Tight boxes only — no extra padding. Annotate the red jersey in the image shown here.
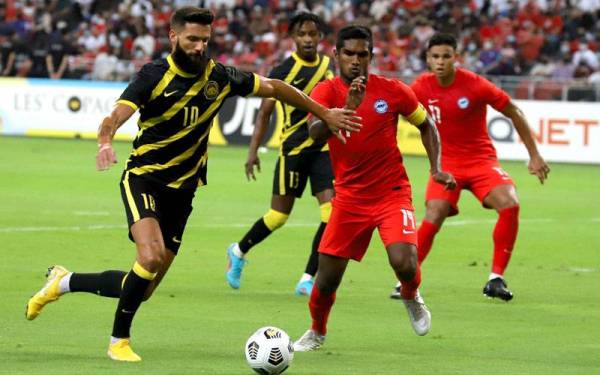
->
[310,74,427,204]
[411,68,510,168]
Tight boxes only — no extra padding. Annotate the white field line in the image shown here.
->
[73,211,111,216]
[0,224,127,232]
[569,267,596,273]
[0,217,563,233]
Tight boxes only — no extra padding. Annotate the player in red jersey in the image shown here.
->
[390,33,549,302]
[293,25,456,352]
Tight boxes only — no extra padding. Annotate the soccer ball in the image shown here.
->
[245,326,294,375]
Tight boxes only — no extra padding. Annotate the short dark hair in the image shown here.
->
[170,7,214,29]
[336,25,373,54]
[288,12,323,35]
[427,33,457,50]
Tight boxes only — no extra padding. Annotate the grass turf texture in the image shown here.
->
[1,136,599,374]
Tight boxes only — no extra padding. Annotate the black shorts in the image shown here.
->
[120,171,195,254]
[272,151,334,198]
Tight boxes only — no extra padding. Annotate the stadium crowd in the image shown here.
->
[0,0,599,99]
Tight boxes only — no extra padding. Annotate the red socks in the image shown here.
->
[400,264,421,300]
[492,206,520,275]
[309,286,336,335]
[417,220,439,264]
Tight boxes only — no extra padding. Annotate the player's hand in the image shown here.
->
[245,152,261,181]
[96,143,117,171]
[528,154,549,184]
[345,76,366,110]
[432,171,456,190]
[323,108,362,144]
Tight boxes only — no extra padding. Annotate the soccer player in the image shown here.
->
[293,25,456,351]
[24,7,361,362]
[226,12,335,295]
[390,33,549,301]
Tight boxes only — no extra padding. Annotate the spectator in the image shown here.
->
[28,29,50,78]
[0,29,17,76]
[552,54,575,80]
[529,55,555,77]
[91,46,118,80]
[132,24,155,57]
[0,0,598,91]
[47,21,75,79]
[572,42,599,70]
[479,40,501,69]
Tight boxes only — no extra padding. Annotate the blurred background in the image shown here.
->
[1,0,600,101]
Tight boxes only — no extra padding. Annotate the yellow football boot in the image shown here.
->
[107,339,142,362]
[25,265,70,320]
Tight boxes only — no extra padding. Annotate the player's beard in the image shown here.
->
[172,40,209,75]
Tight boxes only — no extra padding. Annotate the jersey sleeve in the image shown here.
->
[396,80,427,126]
[117,64,158,111]
[225,65,260,97]
[477,75,510,111]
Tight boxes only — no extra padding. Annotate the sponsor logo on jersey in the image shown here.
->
[457,96,469,109]
[374,99,388,114]
[204,81,220,100]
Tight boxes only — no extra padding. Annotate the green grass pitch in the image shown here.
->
[1,136,599,374]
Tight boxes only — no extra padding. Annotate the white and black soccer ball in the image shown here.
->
[245,326,294,375]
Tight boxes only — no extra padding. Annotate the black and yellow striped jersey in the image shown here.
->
[268,52,334,156]
[117,55,259,190]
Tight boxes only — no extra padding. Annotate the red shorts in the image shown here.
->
[319,193,418,261]
[425,162,515,216]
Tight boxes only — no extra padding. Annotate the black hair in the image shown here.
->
[288,11,323,35]
[427,33,457,50]
[335,25,373,54]
[170,7,214,29]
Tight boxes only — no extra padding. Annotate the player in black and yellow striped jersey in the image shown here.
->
[225,13,335,296]
[24,7,362,362]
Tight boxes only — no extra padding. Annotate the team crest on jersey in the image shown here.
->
[457,96,470,109]
[374,99,388,114]
[204,81,219,100]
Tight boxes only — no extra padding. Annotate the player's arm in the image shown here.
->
[416,116,456,190]
[501,101,550,184]
[309,76,365,144]
[254,76,361,138]
[96,103,136,171]
[49,55,68,79]
[2,51,15,76]
[245,98,275,181]
[45,55,56,79]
